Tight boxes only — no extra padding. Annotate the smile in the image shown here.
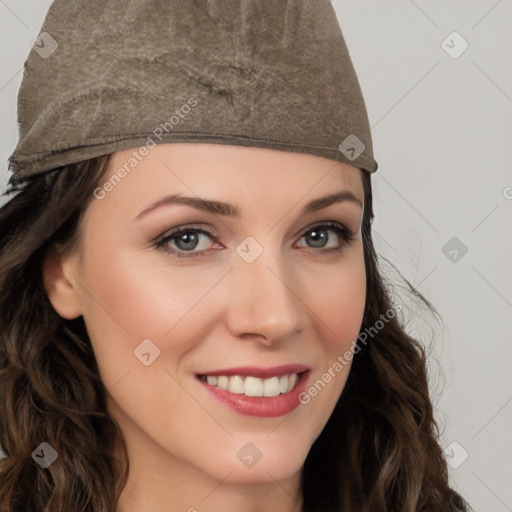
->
[195,366,311,417]
[198,373,300,397]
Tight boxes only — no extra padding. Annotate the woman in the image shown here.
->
[0,0,471,511]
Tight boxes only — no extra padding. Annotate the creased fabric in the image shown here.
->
[8,0,378,180]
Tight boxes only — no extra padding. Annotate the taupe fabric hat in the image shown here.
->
[8,0,378,181]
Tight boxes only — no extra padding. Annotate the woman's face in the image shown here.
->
[45,143,366,488]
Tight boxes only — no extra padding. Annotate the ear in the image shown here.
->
[42,244,83,319]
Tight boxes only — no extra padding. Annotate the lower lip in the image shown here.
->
[196,371,311,418]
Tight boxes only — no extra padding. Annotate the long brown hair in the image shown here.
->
[0,155,469,511]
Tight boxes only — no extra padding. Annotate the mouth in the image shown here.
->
[194,365,311,417]
[196,370,308,397]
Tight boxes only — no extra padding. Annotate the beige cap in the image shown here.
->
[8,0,378,180]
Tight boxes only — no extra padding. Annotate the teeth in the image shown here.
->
[206,375,218,386]
[201,373,301,397]
[245,376,263,397]
[228,375,244,394]
[217,376,229,390]
[280,374,289,393]
[287,373,297,392]
[263,376,281,397]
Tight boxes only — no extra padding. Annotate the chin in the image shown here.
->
[199,434,312,485]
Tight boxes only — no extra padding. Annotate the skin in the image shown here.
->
[43,143,366,512]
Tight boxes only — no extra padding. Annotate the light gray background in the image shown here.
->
[1,1,511,510]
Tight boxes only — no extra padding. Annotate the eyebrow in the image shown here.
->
[134,190,363,221]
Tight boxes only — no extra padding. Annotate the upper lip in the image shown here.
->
[196,364,311,379]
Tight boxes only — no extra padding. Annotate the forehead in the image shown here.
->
[101,143,364,199]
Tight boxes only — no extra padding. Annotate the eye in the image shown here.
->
[154,222,356,259]
[296,222,356,252]
[155,226,218,258]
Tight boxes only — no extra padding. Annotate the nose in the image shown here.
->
[224,247,303,346]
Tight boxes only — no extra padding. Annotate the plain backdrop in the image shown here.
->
[1,1,511,510]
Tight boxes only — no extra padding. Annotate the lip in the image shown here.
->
[196,369,311,418]
[196,364,311,379]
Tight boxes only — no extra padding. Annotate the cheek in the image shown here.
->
[295,247,366,438]
[304,246,366,350]
[76,240,229,386]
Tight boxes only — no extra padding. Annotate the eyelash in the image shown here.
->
[154,222,356,259]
